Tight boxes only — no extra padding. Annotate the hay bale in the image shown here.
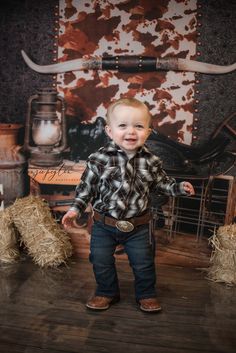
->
[217,224,236,250]
[207,224,236,285]
[9,195,72,268]
[0,208,20,263]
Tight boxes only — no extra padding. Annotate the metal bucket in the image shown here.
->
[0,124,28,208]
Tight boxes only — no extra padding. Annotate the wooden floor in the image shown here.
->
[0,254,236,353]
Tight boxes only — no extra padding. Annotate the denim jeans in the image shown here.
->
[89,220,157,300]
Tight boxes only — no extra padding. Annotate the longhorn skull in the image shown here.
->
[21,50,236,75]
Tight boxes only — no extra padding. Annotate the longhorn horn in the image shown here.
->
[21,50,236,75]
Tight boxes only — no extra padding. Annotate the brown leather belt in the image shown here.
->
[93,210,151,232]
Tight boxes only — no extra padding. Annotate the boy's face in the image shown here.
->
[105,105,151,154]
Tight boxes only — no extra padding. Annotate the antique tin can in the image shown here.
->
[0,124,28,207]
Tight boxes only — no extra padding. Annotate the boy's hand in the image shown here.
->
[62,210,78,229]
[183,182,195,196]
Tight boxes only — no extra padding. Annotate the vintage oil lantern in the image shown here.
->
[24,88,67,166]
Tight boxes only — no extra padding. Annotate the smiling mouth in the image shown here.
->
[125,138,137,142]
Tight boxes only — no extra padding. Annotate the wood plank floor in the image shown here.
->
[0,255,236,353]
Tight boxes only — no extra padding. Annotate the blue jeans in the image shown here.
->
[89,220,157,300]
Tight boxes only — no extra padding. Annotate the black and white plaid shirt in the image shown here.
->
[70,141,187,219]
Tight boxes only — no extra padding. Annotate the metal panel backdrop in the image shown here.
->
[57,0,197,146]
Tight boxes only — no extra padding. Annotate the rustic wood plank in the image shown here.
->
[0,256,235,353]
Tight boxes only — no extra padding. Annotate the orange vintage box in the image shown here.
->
[28,160,86,185]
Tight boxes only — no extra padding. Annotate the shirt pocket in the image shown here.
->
[135,168,153,194]
[136,169,153,182]
[101,167,121,192]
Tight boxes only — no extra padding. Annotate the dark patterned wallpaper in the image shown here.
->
[193,0,236,146]
[0,0,235,150]
[0,0,58,124]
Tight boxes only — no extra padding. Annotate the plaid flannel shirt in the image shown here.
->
[70,141,187,219]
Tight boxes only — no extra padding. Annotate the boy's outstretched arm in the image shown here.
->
[61,156,99,229]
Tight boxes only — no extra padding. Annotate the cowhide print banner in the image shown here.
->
[57,0,197,154]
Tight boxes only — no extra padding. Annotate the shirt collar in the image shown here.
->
[105,140,150,157]
[105,140,123,153]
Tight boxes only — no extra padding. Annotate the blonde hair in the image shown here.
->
[106,97,152,125]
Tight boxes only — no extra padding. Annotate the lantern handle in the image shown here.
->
[54,95,67,152]
[24,94,39,152]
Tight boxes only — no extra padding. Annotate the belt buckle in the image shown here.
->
[116,220,134,232]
